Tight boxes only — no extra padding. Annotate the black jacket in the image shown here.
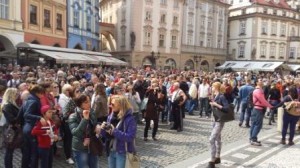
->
[2,103,20,125]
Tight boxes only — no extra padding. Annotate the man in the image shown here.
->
[7,72,21,88]
[238,78,254,128]
[250,79,273,146]
[171,82,187,132]
[79,78,87,93]
[198,77,210,118]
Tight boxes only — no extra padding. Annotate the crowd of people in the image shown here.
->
[0,64,300,168]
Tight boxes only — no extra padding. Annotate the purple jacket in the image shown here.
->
[102,109,137,154]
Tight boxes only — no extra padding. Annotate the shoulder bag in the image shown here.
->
[124,121,140,168]
[285,96,300,117]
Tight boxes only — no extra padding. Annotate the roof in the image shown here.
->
[252,0,291,10]
[216,61,292,71]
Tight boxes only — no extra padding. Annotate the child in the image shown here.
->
[31,105,58,168]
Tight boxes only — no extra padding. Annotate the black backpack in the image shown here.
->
[247,88,259,108]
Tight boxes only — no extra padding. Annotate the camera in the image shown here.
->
[103,123,112,131]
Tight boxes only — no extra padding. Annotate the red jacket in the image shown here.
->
[31,119,58,148]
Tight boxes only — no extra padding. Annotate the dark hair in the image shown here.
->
[95,83,106,97]
[288,86,298,100]
[28,85,45,95]
[86,82,93,87]
[74,94,89,107]
[39,82,52,89]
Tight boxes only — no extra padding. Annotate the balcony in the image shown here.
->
[181,45,227,56]
[289,36,300,42]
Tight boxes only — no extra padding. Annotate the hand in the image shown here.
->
[40,118,47,126]
[54,135,59,141]
[82,110,90,120]
[210,102,217,107]
[107,124,115,134]
[95,124,102,134]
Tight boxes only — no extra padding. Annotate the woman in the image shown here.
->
[92,83,108,123]
[208,82,229,168]
[1,88,21,168]
[268,82,281,125]
[274,86,300,145]
[143,83,159,141]
[100,95,137,168]
[124,84,141,123]
[68,94,98,168]
[22,85,45,168]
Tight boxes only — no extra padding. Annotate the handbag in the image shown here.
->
[212,104,235,122]
[141,98,148,111]
[3,124,23,148]
[284,96,300,116]
[89,135,103,156]
[124,121,140,168]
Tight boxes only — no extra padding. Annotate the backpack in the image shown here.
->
[247,88,260,108]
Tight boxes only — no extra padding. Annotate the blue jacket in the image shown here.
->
[102,109,137,154]
[23,94,42,127]
[239,84,254,103]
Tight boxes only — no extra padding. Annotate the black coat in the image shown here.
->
[2,103,20,125]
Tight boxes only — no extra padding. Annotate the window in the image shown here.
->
[260,44,267,57]
[240,20,246,35]
[160,0,166,5]
[238,44,245,58]
[145,11,151,21]
[270,45,276,57]
[263,8,267,14]
[110,16,112,23]
[56,13,62,30]
[218,23,222,31]
[86,15,91,31]
[87,40,92,50]
[74,10,79,27]
[173,16,178,25]
[30,5,37,24]
[0,0,9,19]
[271,22,277,35]
[160,14,166,23]
[174,0,179,8]
[201,19,205,27]
[44,9,51,27]
[121,32,126,47]
[208,21,212,29]
[159,34,165,47]
[261,21,267,35]
[219,8,223,17]
[121,10,126,21]
[189,0,194,8]
[187,34,192,45]
[217,39,221,48]
[290,47,295,58]
[144,31,152,45]
[207,36,212,47]
[281,23,286,36]
[188,15,193,25]
[279,46,285,57]
[171,36,177,48]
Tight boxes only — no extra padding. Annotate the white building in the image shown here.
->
[100,0,185,69]
[228,0,300,63]
[181,0,230,71]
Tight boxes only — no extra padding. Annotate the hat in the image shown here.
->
[41,105,50,114]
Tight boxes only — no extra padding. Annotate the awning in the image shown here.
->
[216,61,291,72]
[16,42,127,65]
[288,64,300,71]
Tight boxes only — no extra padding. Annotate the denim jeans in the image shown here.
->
[108,151,126,168]
[249,108,264,142]
[199,97,209,116]
[22,124,38,168]
[269,100,279,123]
[73,151,99,168]
[188,98,197,114]
[38,147,53,168]
[167,100,173,122]
[282,112,300,142]
[5,147,15,168]
[239,101,251,126]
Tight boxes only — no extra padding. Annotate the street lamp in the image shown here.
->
[193,55,202,70]
[151,51,160,68]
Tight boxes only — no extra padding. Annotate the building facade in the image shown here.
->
[0,0,23,60]
[100,0,185,69]
[67,0,100,51]
[21,0,67,47]
[228,0,300,63]
[181,0,230,71]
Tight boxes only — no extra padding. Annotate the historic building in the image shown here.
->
[21,0,67,47]
[228,0,300,63]
[67,0,100,51]
[100,0,185,69]
[181,0,230,71]
[0,0,23,61]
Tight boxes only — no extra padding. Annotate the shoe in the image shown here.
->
[177,128,182,132]
[152,137,158,141]
[268,122,272,125]
[214,158,221,164]
[66,158,74,165]
[144,137,148,141]
[280,139,286,145]
[170,127,176,130]
[288,141,295,146]
[251,141,262,146]
[238,123,242,127]
[207,161,215,168]
[245,124,251,128]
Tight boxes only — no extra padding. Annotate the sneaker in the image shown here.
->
[238,123,242,127]
[251,141,262,146]
[280,139,286,145]
[214,158,221,164]
[66,158,74,165]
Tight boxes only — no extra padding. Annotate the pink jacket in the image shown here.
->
[253,88,273,109]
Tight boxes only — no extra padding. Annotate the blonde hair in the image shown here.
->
[112,95,132,119]
[1,88,18,113]
[62,84,73,94]
[212,82,226,94]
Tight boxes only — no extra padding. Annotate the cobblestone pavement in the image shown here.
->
[0,112,274,168]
